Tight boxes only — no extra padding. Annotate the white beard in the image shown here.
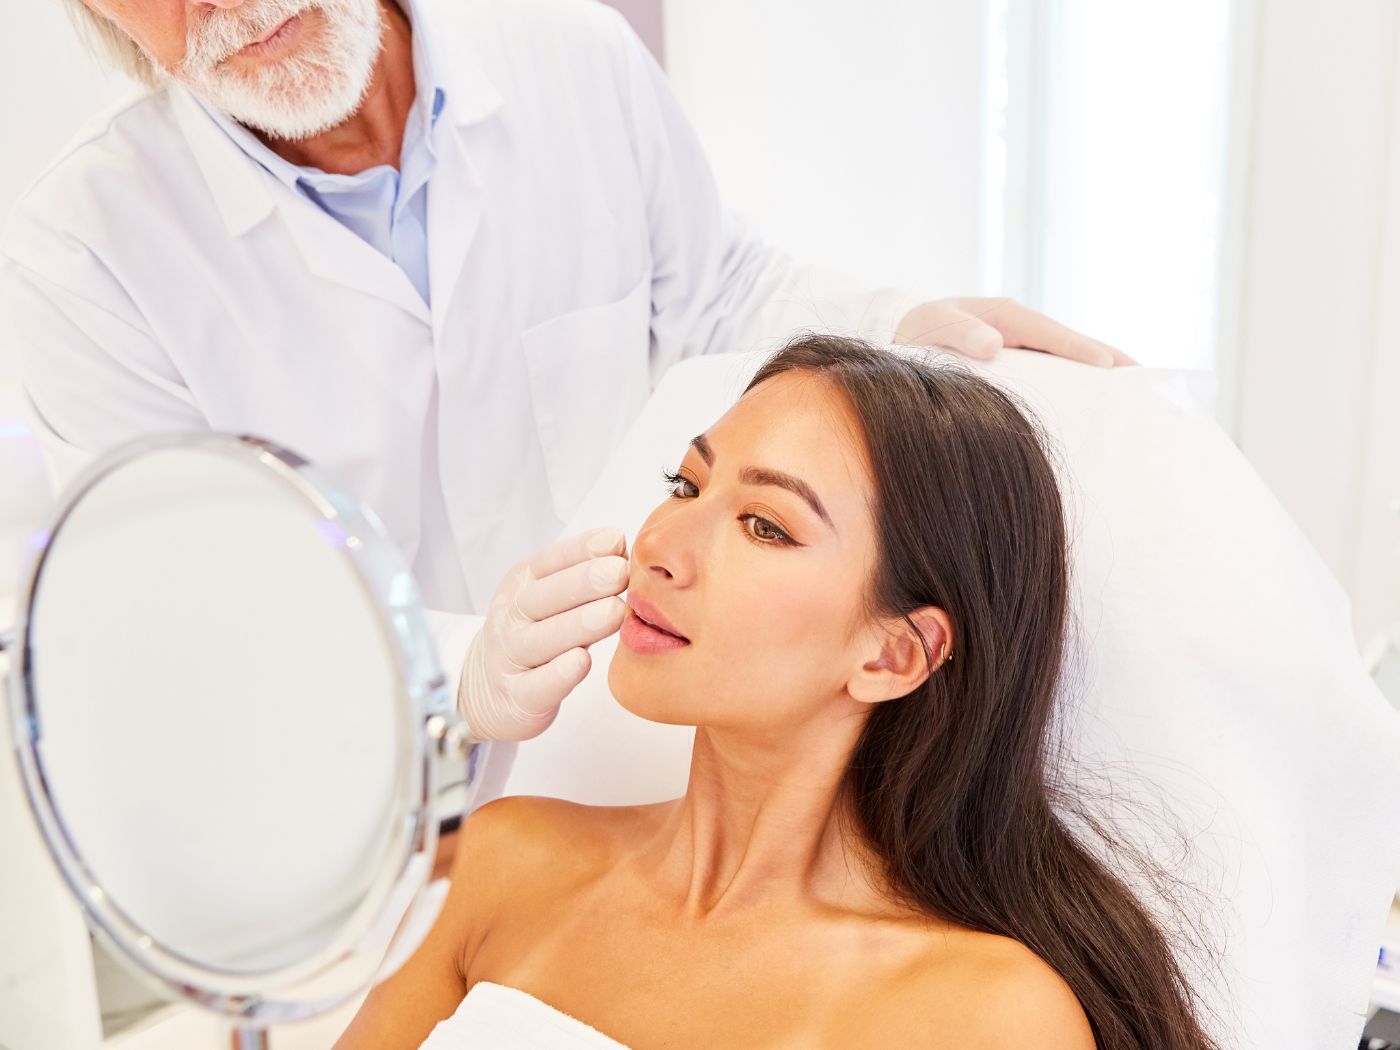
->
[172,0,384,141]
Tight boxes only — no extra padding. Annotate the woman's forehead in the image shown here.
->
[707,372,873,499]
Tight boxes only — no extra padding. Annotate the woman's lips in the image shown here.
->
[627,595,687,640]
[620,600,690,655]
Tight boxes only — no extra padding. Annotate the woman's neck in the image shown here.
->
[636,710,890,922]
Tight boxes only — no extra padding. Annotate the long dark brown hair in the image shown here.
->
[746,335,1219,1050]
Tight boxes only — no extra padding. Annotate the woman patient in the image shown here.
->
[336,336,1217,1049]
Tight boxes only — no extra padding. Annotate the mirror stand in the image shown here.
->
[224,1024,270,1050]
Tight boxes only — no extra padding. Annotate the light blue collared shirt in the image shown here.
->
[199,0,446,306]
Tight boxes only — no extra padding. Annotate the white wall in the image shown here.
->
[1230,0,1400,645]
[663,0,991,299]
[1356,26,1400,650]
[602,0,664,63]
[1,6,132,222]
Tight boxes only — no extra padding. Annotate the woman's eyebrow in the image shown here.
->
[687,434,834,531]
[740,467,834,530]
[690,433,714,465]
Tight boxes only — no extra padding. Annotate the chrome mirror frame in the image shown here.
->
[3,432,484,1033]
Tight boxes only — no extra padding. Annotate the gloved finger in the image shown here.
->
[509,595,627,669]
[503,646,593,723]
[968,298,1117,368]
[900,302,1004,359]
[525,527,627,580]
[515,554,629,622]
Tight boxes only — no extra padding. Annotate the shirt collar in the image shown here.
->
[195,0,456,188]
[171,0,503,237]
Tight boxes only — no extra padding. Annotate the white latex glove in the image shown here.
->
[894,297,1139,367]
[458,527,629,741]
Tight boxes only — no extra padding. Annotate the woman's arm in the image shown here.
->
[332,798,521,1050]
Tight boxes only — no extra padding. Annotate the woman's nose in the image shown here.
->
[632,511,696,587]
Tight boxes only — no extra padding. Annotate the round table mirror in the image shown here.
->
[3,433,482,1046]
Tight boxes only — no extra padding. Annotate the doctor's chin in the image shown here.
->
[1,1,1398,1049]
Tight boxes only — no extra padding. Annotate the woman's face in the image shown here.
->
[608,371,893,734]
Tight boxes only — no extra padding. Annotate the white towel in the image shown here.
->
[420,982,630,1050]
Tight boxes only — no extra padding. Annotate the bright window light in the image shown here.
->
[992,1,1234,371]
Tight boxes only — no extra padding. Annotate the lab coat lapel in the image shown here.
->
[276,200,431,325]
[427,128,487,335]
[424,38,504,331]
[169,83,430,324]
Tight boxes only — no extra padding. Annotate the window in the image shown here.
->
[990,0,1238,372]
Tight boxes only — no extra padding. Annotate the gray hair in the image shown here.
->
[62,0,162,86]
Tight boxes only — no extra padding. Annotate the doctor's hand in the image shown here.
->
[458,527,630,742]
[895,297,1139,367]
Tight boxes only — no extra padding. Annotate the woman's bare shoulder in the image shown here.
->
[333,797,667,1050]
[870,927,1095,1049]
[456,795,668,884]
[464,793,669,841]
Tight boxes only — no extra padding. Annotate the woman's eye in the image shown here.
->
[659,472,795,547]
[740,514,794,546]
[662,470,699,499]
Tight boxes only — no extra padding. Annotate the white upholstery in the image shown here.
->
[501,347,1400,1050]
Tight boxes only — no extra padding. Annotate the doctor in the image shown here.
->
[0,0,1129,752]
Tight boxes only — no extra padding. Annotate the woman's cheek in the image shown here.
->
[721,570,842,677]
[757,568,842,644]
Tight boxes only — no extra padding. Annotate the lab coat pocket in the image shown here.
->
[521,275,653,524]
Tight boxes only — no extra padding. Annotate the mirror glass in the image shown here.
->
[23,445,407,974]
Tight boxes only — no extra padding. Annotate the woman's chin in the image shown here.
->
[607,656,695,727]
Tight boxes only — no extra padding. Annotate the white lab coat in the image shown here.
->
[0,0,922,728]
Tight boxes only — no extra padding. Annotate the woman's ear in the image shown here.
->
[846,607,953,705]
